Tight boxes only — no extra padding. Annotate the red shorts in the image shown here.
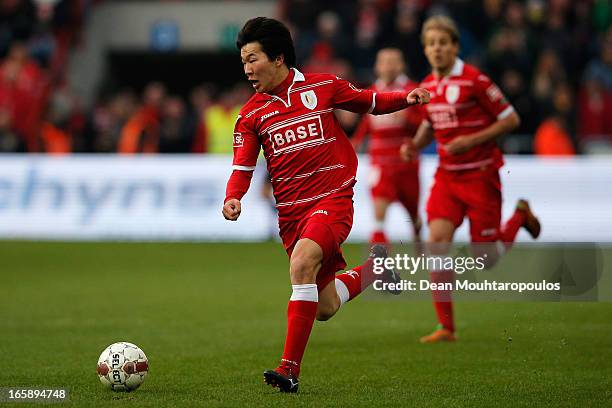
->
[279,194,354,291]
[426,166,502,242]
[368,163,420,219]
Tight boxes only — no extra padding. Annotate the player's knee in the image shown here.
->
[428,230,453,244]
[428,233,452,243]
[290,254,318,283]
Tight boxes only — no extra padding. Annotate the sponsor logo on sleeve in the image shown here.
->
[486,84,503,102]
[233,132,244,148]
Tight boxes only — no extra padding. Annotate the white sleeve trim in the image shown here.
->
[368,92,377,114]
[232,165,256,171]
[497,106,515,120]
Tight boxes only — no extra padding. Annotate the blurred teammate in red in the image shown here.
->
[352,48,423,247]
[400,15,541,343]
[222,17,429,392]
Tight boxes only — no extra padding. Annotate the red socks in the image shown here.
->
[430,270,454,332]
[370,230,389,246]
[279,284,318,378]
[500,209,527,248]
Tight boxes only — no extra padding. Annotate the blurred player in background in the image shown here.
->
[352,47,422,248]
[400,15,541,343]
[222,17,429,392]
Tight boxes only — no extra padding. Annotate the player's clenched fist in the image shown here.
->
[223,199,242,221]
[406,88,430,106]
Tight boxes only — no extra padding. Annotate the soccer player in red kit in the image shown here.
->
[400,15,541,343]
[222,17,429,392]
[352,47,423,247]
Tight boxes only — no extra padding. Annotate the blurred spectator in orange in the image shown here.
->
[40,89,73,154]
[534,117,576,156]
[534,83,576,156]
[118,81,165,154]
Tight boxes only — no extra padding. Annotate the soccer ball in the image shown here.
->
[97,342,149,391]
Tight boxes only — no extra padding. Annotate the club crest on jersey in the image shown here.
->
[445,85,460,104]
[300,90,317,110]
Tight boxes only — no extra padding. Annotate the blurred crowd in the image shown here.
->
[0,0,611,155]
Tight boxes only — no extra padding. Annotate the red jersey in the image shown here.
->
[232,68,392,222]
[420,59,514,171]
[353,75,422,166]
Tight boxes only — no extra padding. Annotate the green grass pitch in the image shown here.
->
[1,242,611,407]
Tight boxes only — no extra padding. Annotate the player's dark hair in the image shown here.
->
[236,17,296,67]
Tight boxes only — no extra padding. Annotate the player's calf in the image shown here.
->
[316,282,341,321]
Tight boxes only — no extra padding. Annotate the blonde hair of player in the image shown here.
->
[420,15,460,45]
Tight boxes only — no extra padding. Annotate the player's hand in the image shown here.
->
[406,88,430,106]
[400,139,418,162]
[222,199,242,221]
[443,136,474,155]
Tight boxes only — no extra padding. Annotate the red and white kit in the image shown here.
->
[420,59,515,242]
[353,74,422,217]
[226,68,411,288]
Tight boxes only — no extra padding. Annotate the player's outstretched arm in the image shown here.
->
[333,77,429,116]
[223,198,242,221]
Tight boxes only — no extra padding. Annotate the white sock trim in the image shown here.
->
[334,279,350,305]
[290,284,318,302]
[374,221,385,231]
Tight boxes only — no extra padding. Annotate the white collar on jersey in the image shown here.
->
[292,67,305,82]
[448,58,465,77]
[264,67,305,108]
